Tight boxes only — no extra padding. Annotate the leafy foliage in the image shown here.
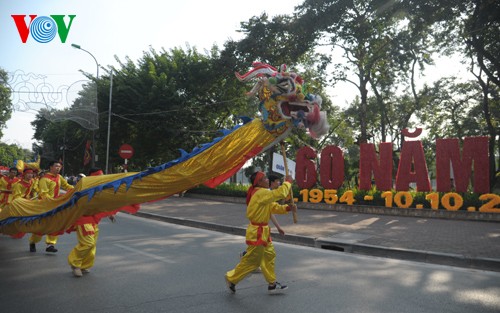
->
[0,142,32,168]
[0,68,13,139]
[31,46,258,173]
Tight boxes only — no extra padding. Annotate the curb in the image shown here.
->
[134,211,316,247]
[133,211,500,273]
[315,238,500,272]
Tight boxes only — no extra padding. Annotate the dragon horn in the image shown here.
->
[252,62,278,71]
[235,63,278,81]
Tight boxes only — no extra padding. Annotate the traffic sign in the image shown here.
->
[118,144,134,159]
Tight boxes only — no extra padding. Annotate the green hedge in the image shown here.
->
[188,183,247,197]
[188,183,491,211]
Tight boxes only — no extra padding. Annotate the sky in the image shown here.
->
[0,0,469,150]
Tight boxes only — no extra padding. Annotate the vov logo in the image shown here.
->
[11,15,76,43]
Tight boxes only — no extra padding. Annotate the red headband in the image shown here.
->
[90,170,104,176]
[23,169,34,176]
[252,171,265,186]
[247,172,266,205]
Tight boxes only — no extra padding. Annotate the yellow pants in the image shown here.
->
[67,224,99,270]
[29,234,58,245]
[226,243,276,285]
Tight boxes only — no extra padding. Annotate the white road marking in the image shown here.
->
[113,243,176,264]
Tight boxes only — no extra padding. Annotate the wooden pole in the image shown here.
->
[280,142,297,223]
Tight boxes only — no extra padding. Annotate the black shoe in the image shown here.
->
[225,276,236,294]
[45,245,58,253]
[29,243,36,252]
[268,282,288,293]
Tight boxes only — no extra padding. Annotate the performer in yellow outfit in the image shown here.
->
[67,168,114,277]
[0,167,20,208]
[11,169,35,200]
[29,161,74,253]
[225,171,296,294]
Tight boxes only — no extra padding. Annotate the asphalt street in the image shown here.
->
[1,213,499,313]
[138,195,500,272]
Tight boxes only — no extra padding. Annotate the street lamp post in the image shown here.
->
[71,43,98,168]
[105,70,113,174]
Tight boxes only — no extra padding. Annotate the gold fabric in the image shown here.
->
[0,119,285,235]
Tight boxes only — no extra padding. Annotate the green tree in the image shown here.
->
[421,76,499,185]
[33,45,257,172]
[96,46,253,169]
[401,0,499,90]
[0,68,23,168]
[0,142,31,168]
[291,1,405,144]
[0,68,13,139]
[31,109,89,175]
[400,0,500,185]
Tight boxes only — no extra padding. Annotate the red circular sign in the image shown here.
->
[118,144,134,159]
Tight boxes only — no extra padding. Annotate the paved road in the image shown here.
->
[137,195,500,272]
[1,214,499,313]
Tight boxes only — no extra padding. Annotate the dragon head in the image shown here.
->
[236,62,329,139]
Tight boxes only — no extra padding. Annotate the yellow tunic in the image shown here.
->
[0,176,20,206]
[38,173,74,199]
[12,180,34,200]
[245,182,292,246]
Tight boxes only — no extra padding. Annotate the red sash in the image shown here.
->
[246,222,271,247]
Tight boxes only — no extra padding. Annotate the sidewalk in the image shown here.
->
[135,194,500,272]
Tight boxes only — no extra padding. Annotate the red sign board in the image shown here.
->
[118,144,134,159]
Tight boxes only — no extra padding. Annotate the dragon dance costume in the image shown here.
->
[11,170,34,201]
[0,173,20,208]
[67,169,140,276]
[67,215,101,275]
[225,172,292,286]
[29,172,74,247]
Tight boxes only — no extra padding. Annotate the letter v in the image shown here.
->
[11,15,37,43]
[51,15,76,43]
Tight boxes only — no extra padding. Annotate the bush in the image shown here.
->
[188,183,247,197]
[187,183,490,211]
